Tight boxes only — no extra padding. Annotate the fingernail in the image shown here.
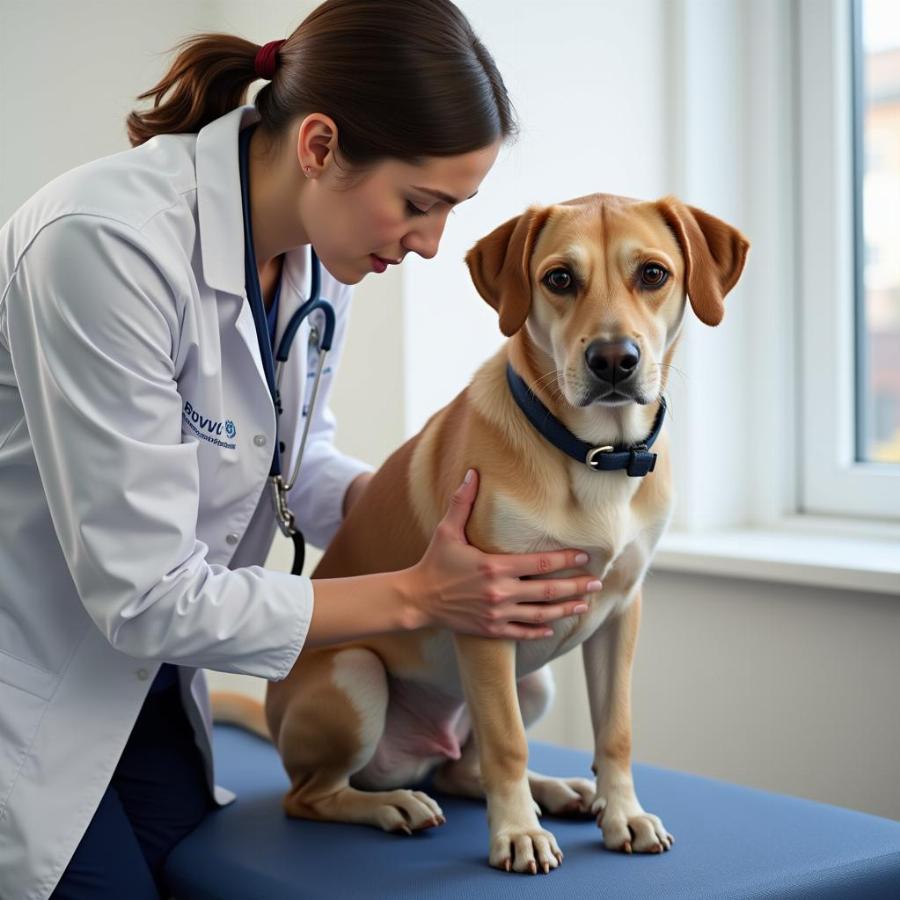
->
[587,580,602,591]
[574,604,589,614]
[575,552,590,564]
[464,468,474,484]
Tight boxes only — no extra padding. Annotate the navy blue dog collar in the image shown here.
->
[505,363,667,477]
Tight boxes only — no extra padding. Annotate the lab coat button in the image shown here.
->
[253,434,267,447]
[136,668,149,681]
[226,532,240,545]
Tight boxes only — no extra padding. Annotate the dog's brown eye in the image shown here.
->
[640,263,669,289]
[543,268,574,294]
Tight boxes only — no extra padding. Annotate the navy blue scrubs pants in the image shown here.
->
[51,665,215,899]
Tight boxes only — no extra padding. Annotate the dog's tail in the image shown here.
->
[209,690,271,742]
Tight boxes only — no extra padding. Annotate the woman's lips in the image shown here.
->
[370,254,399,273]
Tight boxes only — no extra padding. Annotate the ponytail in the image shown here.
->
[127,33,264,148]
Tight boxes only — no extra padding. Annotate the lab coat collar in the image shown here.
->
[195,104,260,297]
[195,104,315,303]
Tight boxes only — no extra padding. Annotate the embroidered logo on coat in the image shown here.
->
[182,401,237,449]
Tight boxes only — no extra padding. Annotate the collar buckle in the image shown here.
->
[586,445,615,469]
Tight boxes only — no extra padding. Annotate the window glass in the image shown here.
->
[855,0,900,463]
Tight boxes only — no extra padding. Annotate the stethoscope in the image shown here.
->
[239,122,335,576]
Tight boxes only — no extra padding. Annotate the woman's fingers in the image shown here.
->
[505,623,563,640]
[506,574,602,607]
[496,597,593,639]
[489,575,602,639]
[512,575,603,604]
[495,548,591,579]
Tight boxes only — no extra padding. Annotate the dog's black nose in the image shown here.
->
[585,339,641,384]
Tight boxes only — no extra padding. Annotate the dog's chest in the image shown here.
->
[404,472,650,698]
[489,473,640,579]
[396,474,662,698]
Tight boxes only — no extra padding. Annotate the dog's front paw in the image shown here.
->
[489,825,564,874]
[591,794,674,854]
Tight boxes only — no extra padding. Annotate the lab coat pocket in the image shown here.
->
[0,650,56,816]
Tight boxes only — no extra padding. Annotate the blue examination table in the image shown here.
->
[165,724,900,899]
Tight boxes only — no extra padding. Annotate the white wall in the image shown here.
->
[0,1,221,202]
[4,0,898,824]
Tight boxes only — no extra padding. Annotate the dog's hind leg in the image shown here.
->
[434,666,594,817]
[434,667,554,801]
[273,647,445,834]
[519,666,595,817]
[431,707,484,801]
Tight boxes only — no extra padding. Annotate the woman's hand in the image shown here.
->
[403,469,600,640]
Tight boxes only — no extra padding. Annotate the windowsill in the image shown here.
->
[653,516,900,595]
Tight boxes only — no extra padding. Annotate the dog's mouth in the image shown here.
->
[599,391,634,405]
[580,387,646,407]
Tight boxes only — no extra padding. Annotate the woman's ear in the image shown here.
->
[465,205,552,336]
[655,196,750,326]
[296,113,340,173]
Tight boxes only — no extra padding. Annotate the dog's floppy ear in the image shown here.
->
[655,197,749,326]
[465,206,552,336]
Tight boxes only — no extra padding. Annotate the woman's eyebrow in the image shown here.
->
[411,186,479,205]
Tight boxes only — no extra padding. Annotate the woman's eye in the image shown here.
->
[543,267,574,294]
[640,263,669,289]
[406,201,428,217]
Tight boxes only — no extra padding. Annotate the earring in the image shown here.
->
[304,165,312,177]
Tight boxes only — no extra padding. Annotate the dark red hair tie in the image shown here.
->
[254,40,286,80]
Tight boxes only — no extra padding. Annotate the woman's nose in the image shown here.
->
[403,217,445,260]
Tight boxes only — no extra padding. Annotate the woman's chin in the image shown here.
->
[339,266,367,285]
[314,254,365,286]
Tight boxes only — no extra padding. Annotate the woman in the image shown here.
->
[0,1,599,897]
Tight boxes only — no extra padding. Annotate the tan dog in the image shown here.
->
[216,192,748,874]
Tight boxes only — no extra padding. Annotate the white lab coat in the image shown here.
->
[0,104,373,899]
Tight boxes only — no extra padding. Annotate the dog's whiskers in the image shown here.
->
[531,368,567,402]
[533,368,562,390]
[524,367,571,413]
[653,361,686,386]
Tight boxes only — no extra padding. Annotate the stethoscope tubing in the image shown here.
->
[239,122,336,546]
[274,293,335,494]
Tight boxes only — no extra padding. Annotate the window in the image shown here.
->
[799,0,900,520]
[854,0,900,465]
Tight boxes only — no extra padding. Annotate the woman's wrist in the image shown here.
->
[305,566,428,649]
[394,565,430,632]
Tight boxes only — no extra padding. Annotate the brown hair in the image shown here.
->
[126,0,517,168]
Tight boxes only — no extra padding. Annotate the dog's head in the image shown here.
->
[465,193,749,407]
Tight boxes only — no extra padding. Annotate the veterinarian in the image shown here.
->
[0,1,601,897]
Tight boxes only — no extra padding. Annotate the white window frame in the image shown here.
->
[798,0,900,521]
[651,0,900,594]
